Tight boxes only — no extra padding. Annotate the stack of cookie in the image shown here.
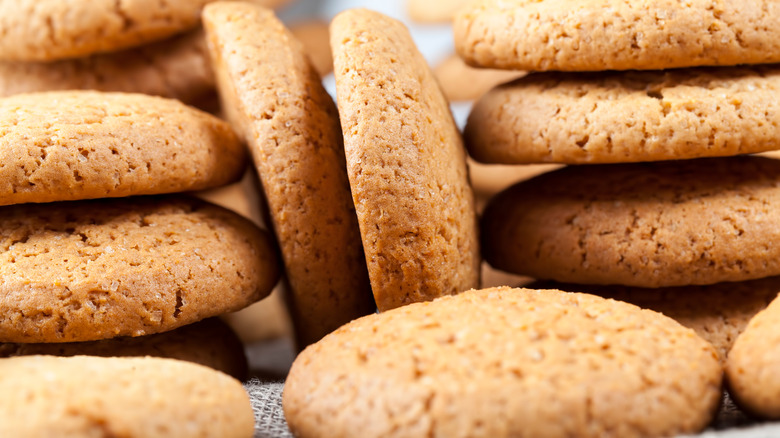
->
[0,0,292,108]
[455,0,780,417]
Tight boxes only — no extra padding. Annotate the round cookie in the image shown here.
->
[466,66,780,164]
[454,0,780,72]
[0,90,245,206]
[289,20,333,77]
[283,287,722,438]
[727,293,780,419]
[0,355,253,437]
[531,278,780,364]
[0,30,215,106]
[0,195,280,343]
[331,9,480,311]
[0,318,248,379]
[204,2,375,347]
[434,54,525,102]
[482,156,780,288]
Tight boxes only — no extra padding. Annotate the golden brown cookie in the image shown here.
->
[482,156,780,288]
[0,355,254,437]
[0,318,248,379]
[434,54,525,102]
[204,2,375,347]
[284,287,722,438]
[531,279,780,365]
[407,0,474,23]
[290,20,333,77]
[0,30,214,105]
[0,196,279,343]
[331,9,480,311]
[727,292,780,419]
[466,67,780,164]
[455,0,780,71]
[0,91,246,206]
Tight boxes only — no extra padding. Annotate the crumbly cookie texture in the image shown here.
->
[0,318,248,379]
[0,30,214,105]
[532,279,780,364]
[0,91,246,206]
[0,356,254,438]
[434,54,525,102]
[466,66,780,164]
[482,156,780,288]
[0,196,279,343]
[455,0,780,71]
[204,2,375,348]
[284,287,722,438]
[727,293,780,419]
[331,9,480,311]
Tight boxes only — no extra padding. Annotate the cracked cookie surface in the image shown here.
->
[0,91,245,206]
[482,156,780,287]
[0,196,279,343]
[283,287,721,438]
[466,66,780,164]
[455,0,780,71]
[331,9,480,311]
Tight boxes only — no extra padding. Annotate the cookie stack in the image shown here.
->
[0,0,291,107]
[455,0,780,419]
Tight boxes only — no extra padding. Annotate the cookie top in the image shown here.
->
[434,54,525,102]
[727,292,780,419]
[0,30,215,106]
[466,66,780,164]
[0,196,279,343]
[283,287,722,438]
[0,318,248,379]
[0,91,246,206]
[482,156,780,288]
[454,0,780,71]
[0,355,253,437]
[533,278,780,364]
[204,2,375,347]
[331,9,480,311]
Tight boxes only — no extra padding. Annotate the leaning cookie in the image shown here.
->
[466,67,780,164]
[284,287,722,438]
[727,292,780,419]
[0,356,254,437]
[0,318,248,379]
[0,196,279,343]
[531,278,780,364]
[482,156,780,288]
[0,91,245,206]
[455,0,780,71]
[204,3,375,347]
[331,9,480,311]
[0,30,214,106]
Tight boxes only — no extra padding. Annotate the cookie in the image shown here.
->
[0,30,215,106]
[331,9,480,311]
[283,287,722,438]
[454,0,780,71]
[0,196,280,343]
[727,292,780,419]
[290,20,333,77]
[482,156,780,288]
[466,67,780,164]
[0,90,246,206]
[0,355,253,437]
[468,159,559,206]
[0,318,248,379]
[434,54,525,102]
[531,278,780,364]
[407,0,474,23]
[204,3,375,347]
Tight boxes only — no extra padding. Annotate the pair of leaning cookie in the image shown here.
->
[0,0,291,105]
